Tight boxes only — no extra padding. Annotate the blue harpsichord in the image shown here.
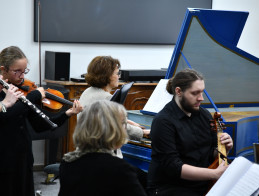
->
[121,8,259,172]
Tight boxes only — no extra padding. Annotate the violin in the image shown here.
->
[0,78,57,129]
[18,79,73,111]
[209,112,228,169]
[207,112,229,193]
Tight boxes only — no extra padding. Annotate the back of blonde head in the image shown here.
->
[63,100,128,162]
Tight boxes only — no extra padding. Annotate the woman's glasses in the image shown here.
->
[114,70,121,76]
[9,68,30,77]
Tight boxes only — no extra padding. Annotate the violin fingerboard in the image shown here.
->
[46,92,73,106]
[217,132,228,165]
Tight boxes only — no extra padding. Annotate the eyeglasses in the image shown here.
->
[9,68,30,77]
[114,70,121,76]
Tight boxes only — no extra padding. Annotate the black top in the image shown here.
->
[0,90,69,196]
[147,99,217,195]
[59,152,147,196]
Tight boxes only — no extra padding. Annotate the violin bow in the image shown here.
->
[38,0,42,87]
[215,148,232,164]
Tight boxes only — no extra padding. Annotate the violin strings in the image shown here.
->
[45,92,73,106]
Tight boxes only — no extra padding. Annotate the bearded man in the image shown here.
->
[147,68,233,196]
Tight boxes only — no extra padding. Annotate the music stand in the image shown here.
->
[110,82,134,104]
[253,143,259,164]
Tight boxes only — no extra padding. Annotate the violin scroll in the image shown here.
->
[210,112,226,132]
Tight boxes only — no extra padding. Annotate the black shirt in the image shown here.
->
[147,99,217,195]
[59,152,147,196]
[0,90,69,196]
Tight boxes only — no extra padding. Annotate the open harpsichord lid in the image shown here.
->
[141,8,259,116]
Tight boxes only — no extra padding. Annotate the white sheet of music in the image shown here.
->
[206,156,259,196]
[142,79,173,114]
[227,164,259,196]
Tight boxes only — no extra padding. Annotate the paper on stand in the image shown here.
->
[142,79,173,114]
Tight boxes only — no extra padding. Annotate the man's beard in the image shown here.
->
[180,95,200,114]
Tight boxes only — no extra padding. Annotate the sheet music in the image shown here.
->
[207,157,259,196]
[227,164,259,196]
[142,79,173,114]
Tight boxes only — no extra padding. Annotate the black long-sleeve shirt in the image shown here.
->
[0,90,69,196]
[147,99,217,195]
[59,152,147,196]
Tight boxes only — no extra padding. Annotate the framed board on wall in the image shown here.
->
[34,0,212,44]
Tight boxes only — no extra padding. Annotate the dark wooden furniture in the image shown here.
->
[44,79,157,153]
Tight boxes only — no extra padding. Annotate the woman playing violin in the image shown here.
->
[0,46,83,196]
[147,68,233,196]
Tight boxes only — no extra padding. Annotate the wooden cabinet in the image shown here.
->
[44,80,157,152]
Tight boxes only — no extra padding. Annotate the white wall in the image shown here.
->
[0,0,173,165]
[1,0,258,165]
[212,0,259,57]
[0,0,174,85]
[1,0,258,83]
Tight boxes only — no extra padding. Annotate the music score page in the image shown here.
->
[207,156,259,196]
[142,79,173,114]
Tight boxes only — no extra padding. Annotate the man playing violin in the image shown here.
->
[0,46,83,196]
[147,68,233,196]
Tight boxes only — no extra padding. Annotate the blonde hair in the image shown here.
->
[63,100,128,162]
[74,100,128,152]
[0,46,27,73]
